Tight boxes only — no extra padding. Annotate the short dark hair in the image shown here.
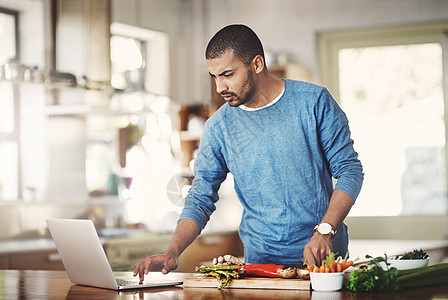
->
[205,24,265,66]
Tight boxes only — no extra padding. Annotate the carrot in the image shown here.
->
[340,252,350,270]
[336,262,342,272]
[308,251,355,273]
[329,262,336,273]
[307,264,314,272]
[319,263,325,273]
[343,260,354,270]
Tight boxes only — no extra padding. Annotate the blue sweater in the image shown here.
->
[179,79,363,266]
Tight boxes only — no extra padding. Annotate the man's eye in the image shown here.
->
[224,73,233,77]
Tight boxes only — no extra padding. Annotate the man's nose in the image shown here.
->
[215,78,228,94]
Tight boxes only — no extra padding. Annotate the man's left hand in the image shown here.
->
[303,232,332,266]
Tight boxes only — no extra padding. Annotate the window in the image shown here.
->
[0,8,17,65]
[110,35,145,91]
[339,43,444,216]
[318,23,448,239]
[110,22,170,95]
[0,8,19,201]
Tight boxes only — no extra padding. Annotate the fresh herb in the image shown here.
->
[347,254,400,292]
[395,249,429,260]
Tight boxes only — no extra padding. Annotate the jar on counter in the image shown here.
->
[3,59,21,81]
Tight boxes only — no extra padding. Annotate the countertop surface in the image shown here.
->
[0,237,108,255]
[0,229,163,255]
[1,270,448,300]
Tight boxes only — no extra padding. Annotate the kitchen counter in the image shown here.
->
[2,236,447,256]
[0,270,447,299]
[1,237,447,271]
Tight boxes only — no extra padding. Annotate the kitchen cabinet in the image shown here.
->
[0,249,65,271]
[0,238,66,270]
[0,256,8,269]
[7,250,65,271]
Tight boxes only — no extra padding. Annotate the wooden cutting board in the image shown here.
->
[183,274,310,290]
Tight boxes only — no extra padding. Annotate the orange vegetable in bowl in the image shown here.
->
[304,251,355,273]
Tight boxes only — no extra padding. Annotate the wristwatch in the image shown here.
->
[314,223,336,239]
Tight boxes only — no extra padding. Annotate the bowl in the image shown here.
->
[386,258,429,270]
[310,272,344,292]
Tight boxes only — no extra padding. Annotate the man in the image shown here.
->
[133,24,363,281]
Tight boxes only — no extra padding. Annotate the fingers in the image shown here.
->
[133,256,157,282]
[304,248,319,266]
[132,254,178,281]
[303,234,332,266]
[133,259,149,282]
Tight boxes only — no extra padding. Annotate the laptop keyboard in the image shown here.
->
[116,278,139,286]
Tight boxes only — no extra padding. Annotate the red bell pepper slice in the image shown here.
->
[238,263,285,277]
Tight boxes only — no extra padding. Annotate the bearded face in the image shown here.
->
[207,50,258,107]
[220,68,256,107]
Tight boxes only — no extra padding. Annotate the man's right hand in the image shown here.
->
[133,253,178,282]
[132,219,201,282]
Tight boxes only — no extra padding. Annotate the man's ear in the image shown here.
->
[252,55,265,74]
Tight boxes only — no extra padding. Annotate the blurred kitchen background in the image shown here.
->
[0,0,448,272]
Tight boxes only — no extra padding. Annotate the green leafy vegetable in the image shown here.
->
[395,249,429,260]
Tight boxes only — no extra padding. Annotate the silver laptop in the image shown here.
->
[46,218,183,290]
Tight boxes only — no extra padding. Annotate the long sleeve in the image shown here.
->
[178,120,229,231]
[316,88,364,201]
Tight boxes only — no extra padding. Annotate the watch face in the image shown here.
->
[318,223,332,235]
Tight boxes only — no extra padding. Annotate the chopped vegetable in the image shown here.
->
[304,251,354,273]
[347,255,448,292]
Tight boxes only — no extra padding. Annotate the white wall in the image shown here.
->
[202,0,448,84]
[111,0,448,104]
